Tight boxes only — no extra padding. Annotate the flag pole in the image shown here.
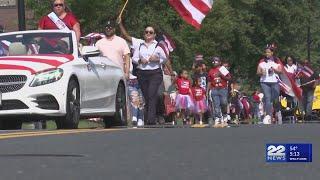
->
[118,0,129,20]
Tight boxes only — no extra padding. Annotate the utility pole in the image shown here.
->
[307,0,312,62]
[17,0,26,31]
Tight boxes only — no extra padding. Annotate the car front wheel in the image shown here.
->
[56,78,80,129]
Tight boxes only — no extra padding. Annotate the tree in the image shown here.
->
[25,0,320,91]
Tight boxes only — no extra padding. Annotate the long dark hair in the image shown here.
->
[284,55,296,65]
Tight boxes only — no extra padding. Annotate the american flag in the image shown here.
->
[168,0,214,29]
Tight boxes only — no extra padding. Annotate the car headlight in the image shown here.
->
[30,68,63,87]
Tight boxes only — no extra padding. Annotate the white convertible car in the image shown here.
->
[0,30,127,129]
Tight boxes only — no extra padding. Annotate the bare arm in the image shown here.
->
[123,53,130,79]
[72,22,81,43]
[273,65,282,74]
[119,21,132,43]
[257,65,265,76]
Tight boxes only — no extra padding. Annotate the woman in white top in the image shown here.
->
[256,46,282,124]
[119,20,167,125]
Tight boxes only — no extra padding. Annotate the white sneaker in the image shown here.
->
[213,118,221,127]
[263,115,271,124]
[137,119,144,127]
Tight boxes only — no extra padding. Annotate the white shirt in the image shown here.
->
[132,37,167,70]
[284,64,297,74]
[259,60,280,83]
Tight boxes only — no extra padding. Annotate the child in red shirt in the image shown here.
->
[192,78,207,125]
[175,70,194,124]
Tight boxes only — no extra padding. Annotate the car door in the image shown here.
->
[97,56,122,110]
[81,56,106,110]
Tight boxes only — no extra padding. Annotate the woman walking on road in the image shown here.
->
[256,45,282,124]
[119,20,167,125]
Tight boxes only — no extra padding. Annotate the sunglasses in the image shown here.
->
[144,30,154,35]
[105,26,114,30]
[54,3,64,7]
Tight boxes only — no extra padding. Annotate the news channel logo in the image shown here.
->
[266,144,312,163]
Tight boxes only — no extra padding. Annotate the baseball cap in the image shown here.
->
[105,19,116,29]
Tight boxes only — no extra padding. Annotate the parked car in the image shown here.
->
[0,30,127,129]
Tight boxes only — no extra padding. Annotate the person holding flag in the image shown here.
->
[208,57,232,127]
[121,25,168,125]
[297,59,319,121]
[38,0,81,43]
[256,45,282,124]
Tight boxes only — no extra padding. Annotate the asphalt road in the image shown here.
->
[0,124,318,180]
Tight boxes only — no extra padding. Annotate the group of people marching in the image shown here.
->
[33,0,319,128]
[171,56,232,127]
[257,44,319,124]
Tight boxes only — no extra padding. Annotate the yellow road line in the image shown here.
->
[0,128,123,140]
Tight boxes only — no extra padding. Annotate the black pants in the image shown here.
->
[138,68,163,125]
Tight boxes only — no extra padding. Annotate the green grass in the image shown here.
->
[22,119,104,130]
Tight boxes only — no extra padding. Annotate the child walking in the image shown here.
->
[192,77,207,125]
[175,69,194,125]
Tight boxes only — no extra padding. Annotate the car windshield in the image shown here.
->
[0,32,73,56]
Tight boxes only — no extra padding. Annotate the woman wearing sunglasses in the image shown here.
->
[38,0,81,43]
[119,20,168,125]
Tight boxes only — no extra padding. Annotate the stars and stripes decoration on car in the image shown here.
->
[0,55,74,74]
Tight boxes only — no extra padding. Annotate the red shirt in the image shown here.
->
[38,12,79,30]
[176,77,191,95]
[252,94,260,103]
[208,66,231,89]
[192,87,206,101]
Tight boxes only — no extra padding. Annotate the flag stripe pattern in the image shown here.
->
[158,41,170,58]
[278,61,302,99]
[163,34,176,52]
[0,55,74,74]
[156,33,176,59]
[81,33,106,39]
[169,0,213,29]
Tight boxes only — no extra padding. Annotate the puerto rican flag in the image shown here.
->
[156,33,176,58]
[278,61,302,100]
[296,65,314,78]
[82,33,106,39]
[162,34,176,52]
[0,40,10,52]
[81,33,106,45]
[0,55,74,74]
[168,0,214,29]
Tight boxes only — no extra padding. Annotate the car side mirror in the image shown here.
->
[81,46,100,61]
